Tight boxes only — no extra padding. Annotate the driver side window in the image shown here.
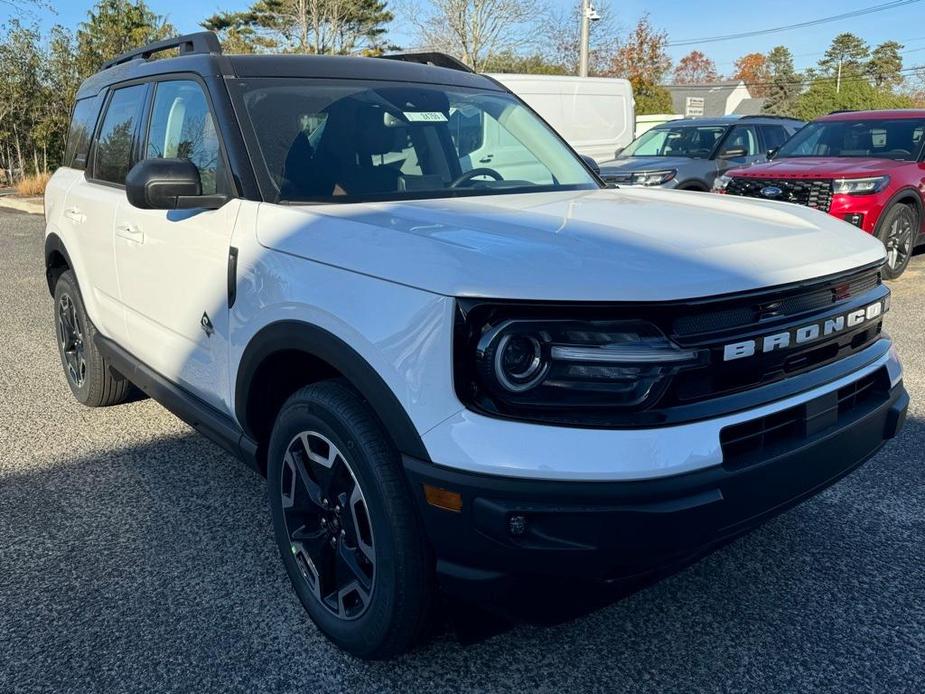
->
[145,80,225,195]
[723,125,759,156]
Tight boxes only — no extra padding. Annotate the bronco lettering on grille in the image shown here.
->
[723,300,884,362]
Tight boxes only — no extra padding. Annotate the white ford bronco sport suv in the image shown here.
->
[45,34,908,658]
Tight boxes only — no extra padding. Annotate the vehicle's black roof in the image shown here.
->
[76,51,502,100]
[650,115,803,128]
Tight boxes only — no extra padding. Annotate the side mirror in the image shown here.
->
[580,154,601,175]
[766,147,779,160]
[613,146,625,158]
[719,147,748,159]
[126,158,227,210]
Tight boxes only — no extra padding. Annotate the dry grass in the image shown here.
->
[15,172,51,197]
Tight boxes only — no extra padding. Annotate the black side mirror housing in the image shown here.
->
[580,154,601,175]
[766,147,779,160]
[718,147,748,159]
[126,158,227,210]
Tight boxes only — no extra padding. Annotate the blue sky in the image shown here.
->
[6,0,925,74]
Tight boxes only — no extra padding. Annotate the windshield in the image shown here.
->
[619,125,727,159]
[235,79,599,203]
[777,118,925,160]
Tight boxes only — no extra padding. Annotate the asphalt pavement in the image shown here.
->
[0,208,922,693]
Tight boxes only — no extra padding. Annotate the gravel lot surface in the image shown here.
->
[1,208,922,693]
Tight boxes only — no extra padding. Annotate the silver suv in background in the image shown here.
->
[598,115,804,191]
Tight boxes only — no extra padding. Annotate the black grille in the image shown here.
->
[725,177,834,212]
[674,267,882,337]
[720,368,888,469]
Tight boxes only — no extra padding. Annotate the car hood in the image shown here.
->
[599,156,697,174]
[256,188,885,302]
[729,156,910,178]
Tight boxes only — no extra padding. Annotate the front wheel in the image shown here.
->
[876,203,918,280]
[266,381,433,659]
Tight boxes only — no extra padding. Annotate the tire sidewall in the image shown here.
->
[266,392,406,655]
[52,271,94,403]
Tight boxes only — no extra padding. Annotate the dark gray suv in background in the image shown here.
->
[599,115,804,191]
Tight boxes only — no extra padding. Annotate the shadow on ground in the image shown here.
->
[1,415,923,693]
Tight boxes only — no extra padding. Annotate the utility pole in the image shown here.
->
[578,0,591,77]
[836,57,842,93]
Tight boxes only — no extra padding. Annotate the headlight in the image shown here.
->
[833,176,890,195]
[712,174,732,193]
[460,314,706,420]
[630,170,676,186]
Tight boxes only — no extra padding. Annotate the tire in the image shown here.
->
[875,203,918,280]
[52,270,134,407]
[266,381,433,659]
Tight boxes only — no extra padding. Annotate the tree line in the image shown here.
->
[1,0,922,185]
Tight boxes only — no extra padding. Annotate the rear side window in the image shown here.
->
[760,125,790,151]
[145,80,225,195]
[64,96,101,170]
[93,84,147,185]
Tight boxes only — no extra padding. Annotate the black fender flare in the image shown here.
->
[879,186,923,220]
[235,320,431,461]
[875,187,924,243]
[44,232,74,295]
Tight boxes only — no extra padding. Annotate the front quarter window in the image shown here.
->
[235,79,597,203]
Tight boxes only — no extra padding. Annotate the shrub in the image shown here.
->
[15,172,50,197]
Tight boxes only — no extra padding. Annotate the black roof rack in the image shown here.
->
[102,31,222,70]
[379,52,473,73]
[827,109,858,115]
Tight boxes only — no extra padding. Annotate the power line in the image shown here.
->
[714,40,925,69]
[673,64,925,90]
[668,0,924,47]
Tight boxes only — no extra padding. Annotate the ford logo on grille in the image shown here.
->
[760,185,783,198]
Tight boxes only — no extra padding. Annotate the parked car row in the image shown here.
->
[595,110,925,279]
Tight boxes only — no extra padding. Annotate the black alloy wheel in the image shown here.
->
[267,381,433,659]
[281,429,376,620]
[57,292,86,388]
[877,203,918,279]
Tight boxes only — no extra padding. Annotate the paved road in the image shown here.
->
[1,209,923,693]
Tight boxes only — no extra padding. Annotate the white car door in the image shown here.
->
[63,84,149,341]
[113,78,240,411]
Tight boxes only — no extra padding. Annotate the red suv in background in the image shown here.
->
[714,110,925,278]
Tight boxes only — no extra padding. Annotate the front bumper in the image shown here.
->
[404,376,908,597]
[828,192,890,234]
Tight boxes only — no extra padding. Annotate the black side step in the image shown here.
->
[96,334,260,472]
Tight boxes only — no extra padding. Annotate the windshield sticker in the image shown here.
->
[403,111,448,123]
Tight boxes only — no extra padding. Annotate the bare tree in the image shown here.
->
[543,0,620,76]
[403,0,542,71]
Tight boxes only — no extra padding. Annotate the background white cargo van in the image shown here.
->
[487,74,634,163]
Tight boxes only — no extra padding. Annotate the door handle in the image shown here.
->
[479,154,494,163]
[116,222,144,243]
[64,207,85,224]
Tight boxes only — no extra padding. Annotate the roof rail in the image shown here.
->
[739,114,801,121]
[102,31,222,70]
[379,52,473,73]
[827,109,858,115]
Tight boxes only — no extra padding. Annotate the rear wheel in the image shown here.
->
[267,381,433,659]
[53,270,134,406]
[876,203,918,280]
